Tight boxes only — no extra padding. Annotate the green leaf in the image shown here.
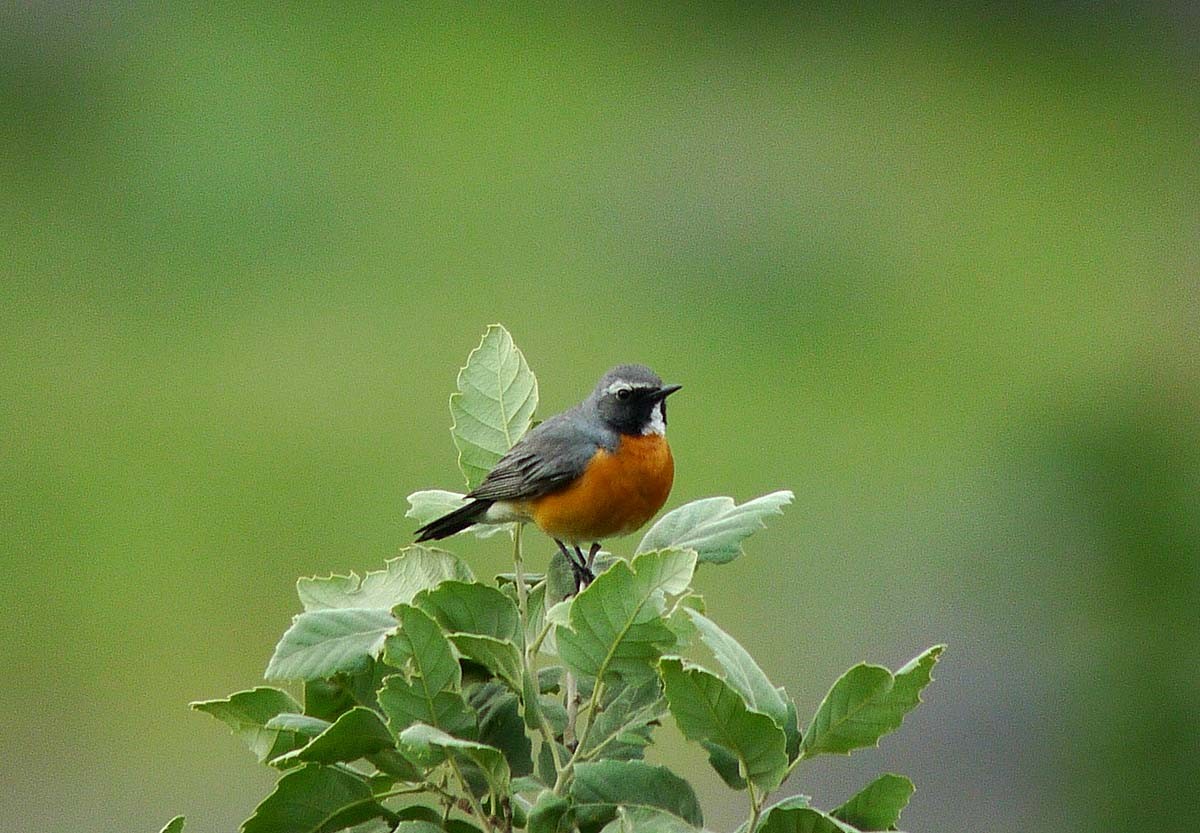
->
[265,608,398,681]
[241,763,389,833]
[191,687,306,763]
[558,549,697,683]
[297,546,473,612]
[527,791,572,833]
[570,760,703,829]
[414,581,521,642]
[450,324,539,488]
[700,740,746,790]
[378,675,476,740]
[801,645,944,758]
[451,633,524,692]
[391,823,445,833]
[684,609,799,756]
[577,678,666,762]
[302,660,389,720]
[599,807,705,833]
[384,605,461,693]
[468,681,535,777]
[756,806,860,833]
[658,658,789,793]
[159,817,185,833]
[399,723,511,797]
[831,773,914,831]
[636,491,794,565]
[277,707,398,767]
[405,490,513,539]
[264,713,331,737]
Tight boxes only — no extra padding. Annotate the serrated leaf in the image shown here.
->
[297,547,473,612]
[451,633,524,692]
[276,707,398,767]
[159,817,185,833]
[399,723,511,797]
[384,605,461,693]
[558,550,697,683]
[801,645,944,759]
[570,760,703,829]
[405,490,513,539]
[831,773,914,830]
[241,763,389,833]
[659,658,789,793]
[636,491,794,565]
[264,713,331,737]
[578,678,666,762]
[414,581,521,643]
[468,681,535,777]
[684,609,801,757]
[450,324,539,488]
[266,608,398,681]
[756,806,861,833]
[191,687,306,763]
[378,675,476,740]
[599,807,705,833]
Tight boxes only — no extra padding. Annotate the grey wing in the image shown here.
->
[466,411,607,501]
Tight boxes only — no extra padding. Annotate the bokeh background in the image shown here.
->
[3,3,1197,832]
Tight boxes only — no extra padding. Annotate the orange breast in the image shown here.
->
[530,434,674,543]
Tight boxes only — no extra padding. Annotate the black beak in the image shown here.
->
[653,384,682,401]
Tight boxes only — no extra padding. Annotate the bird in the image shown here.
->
[414,364,681,582]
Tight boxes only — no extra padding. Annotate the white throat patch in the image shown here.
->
[642,402,666,436]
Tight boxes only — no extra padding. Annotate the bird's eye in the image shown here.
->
[616,388,631,401]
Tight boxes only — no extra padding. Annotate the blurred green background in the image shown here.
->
[2,3,1197,832]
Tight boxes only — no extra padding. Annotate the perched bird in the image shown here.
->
[414,364,681,579]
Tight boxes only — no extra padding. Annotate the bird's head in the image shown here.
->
[589,364,682,436]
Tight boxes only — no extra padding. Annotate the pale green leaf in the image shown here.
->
[801,646,944,758]
[159,817,185,833]
[191,687,305,763]
[384,605,461,693]
[636,491,794,565]
[832,773,914,830]
[378,675,476,740]
[577,678,666,762]
[414,581,521,642]
[240,763,389,833]
[558,550,697,683]
[391,823,444,833]
[265,608,397,681]
[399,723,511,796]
[571,760,702,829]
[450,324,539,488]
[405,490,513,539]
[297,546,473,612]
[684,609,800,756]
[659,658,789,793]
[264,713,331,737]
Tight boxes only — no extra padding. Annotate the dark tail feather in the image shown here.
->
[414,499,492,541]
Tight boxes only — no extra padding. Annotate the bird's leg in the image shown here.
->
[586,542,602,570]
[573,545,596,589]
[556,539,590,590]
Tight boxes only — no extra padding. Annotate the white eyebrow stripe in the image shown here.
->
[605,381,656,395]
